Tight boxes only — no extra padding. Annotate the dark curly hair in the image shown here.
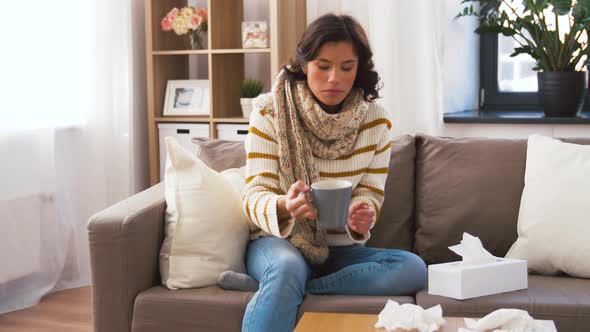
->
[284,14,381,102]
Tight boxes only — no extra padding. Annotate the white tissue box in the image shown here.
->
[428,258,527,300]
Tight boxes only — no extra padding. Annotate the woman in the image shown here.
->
[219,13,427,332]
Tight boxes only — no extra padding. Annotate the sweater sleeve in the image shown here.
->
[243,107,295,238]
[348,115,393,243]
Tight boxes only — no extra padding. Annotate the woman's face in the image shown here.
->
[303,41,358,109]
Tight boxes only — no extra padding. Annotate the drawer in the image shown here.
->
[216,124,249,141]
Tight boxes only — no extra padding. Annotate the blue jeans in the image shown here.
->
[241,237,427,332]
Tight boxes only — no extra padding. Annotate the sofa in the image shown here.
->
[88,134,590,332]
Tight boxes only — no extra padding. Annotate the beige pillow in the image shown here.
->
[160,137,249,290]
[506,135,590,278]
[192,137,246,172]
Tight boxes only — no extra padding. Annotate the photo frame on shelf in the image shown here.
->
[242,21,269,48]
[163,80,210,116]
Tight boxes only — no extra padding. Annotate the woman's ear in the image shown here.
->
[302,62,308,75]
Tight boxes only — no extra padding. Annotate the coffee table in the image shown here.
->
[294,312,557,332]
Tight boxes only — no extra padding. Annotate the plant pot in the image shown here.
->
[538,71,588,117]
[240,98,254,119]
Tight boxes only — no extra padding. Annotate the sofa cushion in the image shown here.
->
[414,134,528,264]
[192,137,246,172]
[416,275,590,332]
[160,138,249,290]
[132,286,414,332]
[132,286,251,332]
[506,135,590,278]
[366,135,416,251]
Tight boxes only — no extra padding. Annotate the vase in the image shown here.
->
[537,71,588,117]
[240,98,254,118]
[186,30,206,50]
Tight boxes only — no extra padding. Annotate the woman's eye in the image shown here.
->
[318,66,330,70]
[342,67,353,72]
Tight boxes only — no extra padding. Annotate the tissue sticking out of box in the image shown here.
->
[449,232,496,266]
[459,308,556,332]
[374,300,445,332]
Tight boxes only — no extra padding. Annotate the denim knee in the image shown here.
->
[398,251,427,292]
[370,250,427,295]
[266,249,310,292]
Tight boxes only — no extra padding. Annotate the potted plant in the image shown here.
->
[457,0,590,117]
[240,78,264,118]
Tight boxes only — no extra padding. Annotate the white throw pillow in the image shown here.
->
[160,137,249,290]
[506,134,590,278]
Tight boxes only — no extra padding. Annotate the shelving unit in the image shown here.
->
[145,0,307,184]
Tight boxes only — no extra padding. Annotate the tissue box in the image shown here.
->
[428,258,527,300]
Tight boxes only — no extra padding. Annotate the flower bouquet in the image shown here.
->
[161,7,208,50]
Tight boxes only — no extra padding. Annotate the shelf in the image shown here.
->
[212,117,250,123]
[153,50,210,55]
[155,116,211,123]
[212,48,271,54]
[444,110,590,124]
[152,48,271,56]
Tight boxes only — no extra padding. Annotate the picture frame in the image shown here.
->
[242,21,269,49]
[163,80,210,116]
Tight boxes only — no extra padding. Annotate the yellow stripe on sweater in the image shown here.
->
[336,145,378,160]
[320,167,388,178]
[375,142,393,155]
[253,193,266,229]
[357,184,385,197]
[371,199,381,221]
[246,172,280,184]
[248,152,279,160]
[263,196,272,233]
[249,126,276,143]
[259,185,285,195]
[359,118,392,133]
[366,167,389,174]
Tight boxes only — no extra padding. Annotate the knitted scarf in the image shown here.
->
[266,69,369,265]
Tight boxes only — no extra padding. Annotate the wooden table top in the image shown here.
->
[294,312,557,332]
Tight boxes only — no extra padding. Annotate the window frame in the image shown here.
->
[480,33,541,111]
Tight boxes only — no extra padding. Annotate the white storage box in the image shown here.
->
[428,258,528,300]
[217,124,249,141]
[158,123,210,181]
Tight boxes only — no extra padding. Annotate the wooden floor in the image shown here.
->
[0,286,92,332]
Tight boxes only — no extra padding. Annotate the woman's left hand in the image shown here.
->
[347,201,376,235]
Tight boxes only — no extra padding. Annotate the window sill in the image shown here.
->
[444,110,590,124]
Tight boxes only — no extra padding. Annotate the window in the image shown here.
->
[479,2,590,112]
[0,1,93,133]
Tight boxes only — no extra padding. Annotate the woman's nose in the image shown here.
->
[328,69,340,83]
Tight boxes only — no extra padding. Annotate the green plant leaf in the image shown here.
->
[241,79,264,98]
[549,0,572,15]
[573,0,590,23]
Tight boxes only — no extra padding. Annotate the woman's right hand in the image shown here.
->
[277,180,317,221]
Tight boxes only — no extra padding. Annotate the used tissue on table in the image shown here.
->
[428,233,527,300]
[459,308,557,332]
[374,300,445,332]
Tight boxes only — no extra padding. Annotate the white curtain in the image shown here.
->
[307,0,479,136]
[0,0,147,314]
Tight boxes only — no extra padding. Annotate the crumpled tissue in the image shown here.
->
[449,232,496,265]
[459,309,554,332]
[374,300,445,332]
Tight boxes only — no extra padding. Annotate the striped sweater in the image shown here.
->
[243,99,393,246]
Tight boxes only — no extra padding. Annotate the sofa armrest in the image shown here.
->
[88,182,166,332]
